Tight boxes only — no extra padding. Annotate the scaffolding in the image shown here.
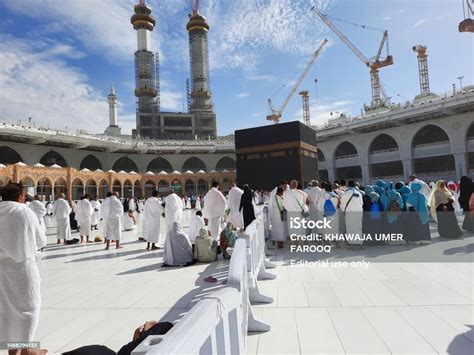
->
[186,78,192,112]
[188,29,213,111]
[413,45,430,95]
[299,91,311,126]
[155,52,160,112]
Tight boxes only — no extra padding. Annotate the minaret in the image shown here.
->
[104,83,121,136]
[131,0,159,138]
[108,83,118,126]
[186,0,217,138]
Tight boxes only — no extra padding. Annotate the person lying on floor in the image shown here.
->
[7,321,173,355]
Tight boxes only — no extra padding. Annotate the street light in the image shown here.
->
[457,76,464,91]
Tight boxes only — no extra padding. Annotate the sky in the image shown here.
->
[0,0,472,136]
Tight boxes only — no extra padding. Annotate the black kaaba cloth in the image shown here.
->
[235,121,318,190]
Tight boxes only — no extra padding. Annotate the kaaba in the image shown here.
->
[235,121,318,190]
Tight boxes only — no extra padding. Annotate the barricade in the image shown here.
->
[132,216,277,354]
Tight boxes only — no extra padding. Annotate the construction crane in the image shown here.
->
[311,7,393,110]
[191,0,200,15]
[459,0,474,32]
[266,38,328,123]
[299,90,310,125]
[412,45,431,95]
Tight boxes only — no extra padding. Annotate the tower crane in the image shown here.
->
[266,38,328,123]
[191,0,200,15]
[459,0,474,32]
[311,7,394,110]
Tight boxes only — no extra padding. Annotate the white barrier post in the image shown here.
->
[238,219,276,304]
[132,288,245,355]
[228,239,271,333]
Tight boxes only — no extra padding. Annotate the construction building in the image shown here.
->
[131,0,217,140]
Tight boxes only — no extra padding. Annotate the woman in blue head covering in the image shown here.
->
[405,182,431,244]
[386,189,405,244]
[362,185,384,245]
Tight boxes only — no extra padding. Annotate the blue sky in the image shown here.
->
[0,0,471,136]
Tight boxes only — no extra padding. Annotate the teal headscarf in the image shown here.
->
[405,182,430,224]
[364,185,379,203]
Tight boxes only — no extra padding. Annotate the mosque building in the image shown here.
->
[0,1,473,200]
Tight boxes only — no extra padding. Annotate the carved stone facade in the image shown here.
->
[0,164,235,201]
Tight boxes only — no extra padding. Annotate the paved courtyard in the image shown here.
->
[31,212,474,354]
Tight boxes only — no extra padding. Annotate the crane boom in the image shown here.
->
[267,38,328,123]
[311,7,393,110]
[374,31,388,63]
[311,7,369,65]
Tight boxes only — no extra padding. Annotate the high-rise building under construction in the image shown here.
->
[131,0,217,140]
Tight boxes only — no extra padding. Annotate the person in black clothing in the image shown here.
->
[458,176,474,232]
[239,184,256,230]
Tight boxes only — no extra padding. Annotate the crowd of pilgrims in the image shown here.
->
[1,175,473,353]
[267,175,473,250]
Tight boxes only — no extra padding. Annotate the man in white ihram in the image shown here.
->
[283,180,308,236]
[227,183,244,229]
[0,183,46,349]
[164,189,183,244]
[105,192,124,250]
[53,192,71,244]
[340,180,364,250]
[90,196,101,230]
[203,181,227,241]
[75,194,94,243]
[307,180,323,233]
[143,190,163,250]
[28,194,47,242]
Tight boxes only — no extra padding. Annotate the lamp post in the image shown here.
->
[457,76,464,91]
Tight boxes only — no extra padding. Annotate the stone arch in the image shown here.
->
[171,179,182,195]
[184,179,195,195]
[0,146,23,165]
[412,124,450,148]
[21,177,35,197]
[112,179,122,195]
[216,157,236,171]
[99,179,109,199]
[412,124,455,177]
[80,155,103,171]
[182,157,207,172]
[134,180,142,199]
[147,157,173,173]
[369,134,403,180]
[369,134,399,153]
[334,141,358,159]
[123,180,133,198]
[71,178,84,200]
[54,177,68,197]
[468,123,474,173]
[197,179,208,195]
[85,179,98,197]
[158,179,169,195]
[112,157,138,172]
[144,180,157,198]
[334,141,361,181]
[467,122,474,140]
[40,150,67,167]
[37,177,53,201]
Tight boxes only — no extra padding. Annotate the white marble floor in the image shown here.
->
[33,213,474,354]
